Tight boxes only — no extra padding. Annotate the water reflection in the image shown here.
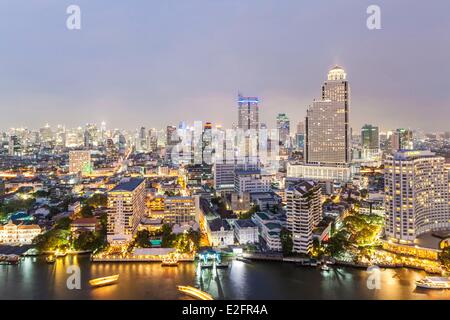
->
[0,256,449,300]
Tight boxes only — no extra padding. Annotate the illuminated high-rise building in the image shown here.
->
[107,178,146,244]
[276,113,290,147]
[391,128,413,152]
[286,180,322,254]
[305,66,350,165]
[384,151,449,244]
[238,93,259,130]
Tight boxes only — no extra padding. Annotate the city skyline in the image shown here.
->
[1,0,450,131]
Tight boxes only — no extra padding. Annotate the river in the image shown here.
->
[0,256,449,300]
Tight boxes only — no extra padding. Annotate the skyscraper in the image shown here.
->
[305,66,351,165]
[361,124,379,150]
[276,113,290,147]
[107,178,146,244]
[286,180,322,254]
[237,94,259,130]
[384,151,449,244]
[391,128,413,152]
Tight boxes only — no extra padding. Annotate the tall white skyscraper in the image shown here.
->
[286,180,322,254]
[384,151,450,244]
[305,65,351,166]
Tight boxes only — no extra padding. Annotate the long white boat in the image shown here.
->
[415,277,450,290]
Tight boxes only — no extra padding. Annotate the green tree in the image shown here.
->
[134,230,152,248]
[86,193,107,208]
[280,228,293,256]
[80,205,94,217]
[439,247,450,271]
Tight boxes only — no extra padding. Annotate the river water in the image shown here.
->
[0,256,449,300]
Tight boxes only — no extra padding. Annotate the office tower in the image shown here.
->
[237,93,259,130]
[136,126,147,152]
[384,151,449,244]
[55,125,66,148]
[147,129,158,152]
[295,121,305,151]
[391,128,413,152]
[69,150,92,175]
[107,178,146,244]
[213,162,236,191]
[305,66,351,165]
[105,138,119,162]
[202,122,213,165]
[234,168,272,194]
[361,124,380,161]
[39,124,53,146]
[361,124,379,150]
[166,125,178,146]
[164,196,196,225]
[286,180,322,254]
[8,135,21,156]
[276,113,290,147]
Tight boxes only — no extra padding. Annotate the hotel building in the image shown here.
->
[290,66,352,183]
[107,178,146,244]
[384,151,450,244]
[164,196,197,225]
[286,180,323,254]
[0,221,41,244]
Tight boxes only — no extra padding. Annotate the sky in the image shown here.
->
[0,0,449,132]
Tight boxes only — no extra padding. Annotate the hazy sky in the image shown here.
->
[0,0,449,132]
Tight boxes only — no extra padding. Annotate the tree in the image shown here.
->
[55,217,72,230]
[73,231,105,251]
[280,228,293,256]
[439,247,450,271]
[86,193,107,208]
[240,205,260,220]
[134,230,152,248]
[80,205,94,218]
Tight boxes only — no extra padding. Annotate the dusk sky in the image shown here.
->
[1,0,449,132]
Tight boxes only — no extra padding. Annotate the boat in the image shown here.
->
[215,262,229,269]
[54,251,67,258]
[177,286,214,300]
[200,262,214,269]
[235,257,252,264]
[320,264,330,271]
[0,255,20,265]
[89,275,119,288]
[46,255,56,264]
[415,277,450,290]
[161,256,179,267]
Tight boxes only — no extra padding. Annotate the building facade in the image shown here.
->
[164,196,196,225]
[107,178,146,244]
[286,180,322,254]
[0,221,41,244]
[384,151,450,244]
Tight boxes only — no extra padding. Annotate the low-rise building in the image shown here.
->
[206,218,234,247]
[164,196,197,225]
[233,219,259,244]
[252,212,283,252]
[70,217,98,233]
[0,221,41,244]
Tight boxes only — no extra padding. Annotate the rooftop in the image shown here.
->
[234,219,257,229]
[208,218,231,232]
[110,178,145,192]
